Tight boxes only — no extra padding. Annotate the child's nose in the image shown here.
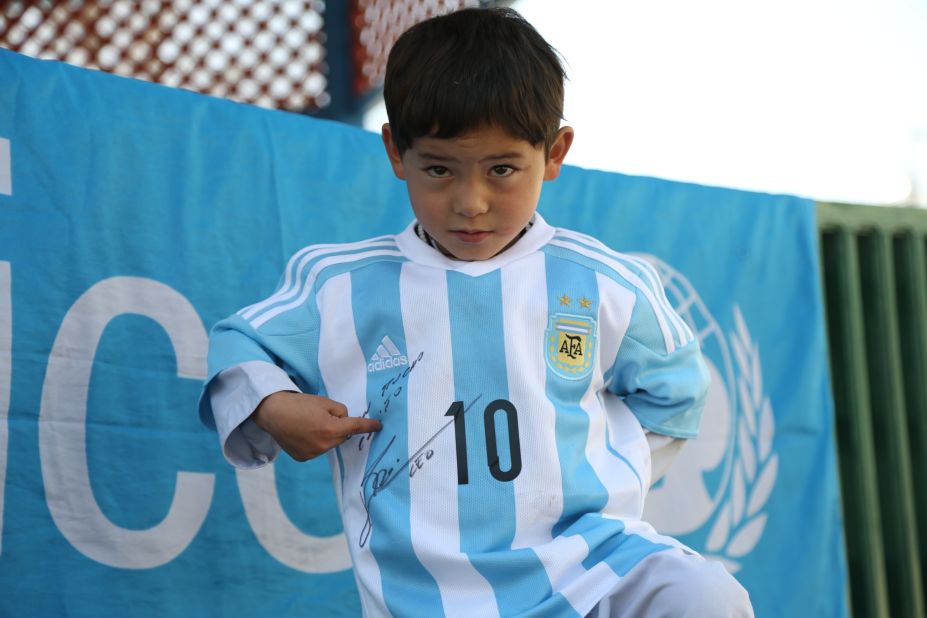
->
[452,179,489,217]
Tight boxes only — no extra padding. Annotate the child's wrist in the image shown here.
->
[251,391,290,432]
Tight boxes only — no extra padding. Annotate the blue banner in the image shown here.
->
[0,49,847,617]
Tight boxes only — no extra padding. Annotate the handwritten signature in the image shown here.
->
[355,351,425,453]
[357,394,482,548]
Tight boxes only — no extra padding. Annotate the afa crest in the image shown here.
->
[546,313,596,380]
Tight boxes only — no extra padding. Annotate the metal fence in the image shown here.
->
[0,0,485,119]
[819,202,927,618]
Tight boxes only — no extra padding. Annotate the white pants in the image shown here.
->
[587,546,755,618]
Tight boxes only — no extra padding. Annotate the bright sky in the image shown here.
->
[364,0,927,206]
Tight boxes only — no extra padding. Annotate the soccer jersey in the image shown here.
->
[200,213,709,617]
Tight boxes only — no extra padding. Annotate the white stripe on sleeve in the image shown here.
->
[250,249,403,329]
[239,236,395,321]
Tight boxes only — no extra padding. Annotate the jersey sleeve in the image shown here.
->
[605,277,710,439]
[207,361,299,468]
[197,259,325,462]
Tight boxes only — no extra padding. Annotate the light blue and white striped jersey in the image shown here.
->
[201,213,709,617]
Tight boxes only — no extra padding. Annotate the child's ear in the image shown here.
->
[381,124,407,180]
[543,127,575,181]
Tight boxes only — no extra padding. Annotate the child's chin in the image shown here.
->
[448,246,495,261]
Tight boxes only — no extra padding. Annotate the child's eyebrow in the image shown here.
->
[480,152,527,162]
[417,151,527,162]
[417,151,457,162]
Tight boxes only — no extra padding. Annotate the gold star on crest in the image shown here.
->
[559,294,571,306]
[579,297,592,309]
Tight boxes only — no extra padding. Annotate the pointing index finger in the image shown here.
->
[340,416,383,436]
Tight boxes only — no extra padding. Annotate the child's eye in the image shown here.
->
[426,166,451,178]
[489,165,515,177]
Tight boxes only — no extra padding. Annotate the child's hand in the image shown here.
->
[251,391,381,461]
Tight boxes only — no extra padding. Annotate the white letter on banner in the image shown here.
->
[39,277,214,569]
[237,465,351,573]
[0,262,11,556]
[0,138,10,196]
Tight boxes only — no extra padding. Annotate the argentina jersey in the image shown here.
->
[201,213,709,618]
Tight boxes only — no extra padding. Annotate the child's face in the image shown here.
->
[382,124,573,261]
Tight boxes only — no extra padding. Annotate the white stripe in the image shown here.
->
[375,344,389,360]
[553,231,691,348]
[250,249,403,329]
[581,292,649,518]
[315,273,387,617]
[559,523,690,616]
[549,239,676,354]
[401,263,499,617]
[594,274,635,381]
[382,336,401,357]
[0,138,10,196]
[500,254,597,608]
[239,236,395,320]
[621,253,693,346]
[499,259,641,610]
[501,254,564,554]
[558,231,691,346]
[558,559,621,615]
[556,324,590,334]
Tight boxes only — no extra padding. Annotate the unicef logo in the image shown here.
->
[640,256,778,573]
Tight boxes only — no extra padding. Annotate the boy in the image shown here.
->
[201,7,754,617]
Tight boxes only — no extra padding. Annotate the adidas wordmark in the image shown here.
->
[367,336,408,373]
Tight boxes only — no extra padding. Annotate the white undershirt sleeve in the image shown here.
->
[646,431,686,486]
[208,360,299,468]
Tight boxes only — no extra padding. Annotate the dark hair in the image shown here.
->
[383,7,565,156]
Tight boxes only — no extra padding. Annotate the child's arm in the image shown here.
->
[606,269,711,440]
[609,335,709,439]
[206,359,380,467]
[252,390,380,461]
[199,256,381,467]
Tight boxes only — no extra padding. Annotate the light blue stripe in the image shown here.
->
[314,381,348,506]
[544,254,610,539]
[351,262,443,615]
[544,245,670,361]
[604,423,642,494]
[568,515,672,576]
[447,271,553,616]
[550,235,687,349]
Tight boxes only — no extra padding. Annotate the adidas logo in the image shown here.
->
[367,336,408,373]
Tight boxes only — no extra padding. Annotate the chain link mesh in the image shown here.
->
[0,0,328,112]
[350,0,479,95]
[0,0,498,115]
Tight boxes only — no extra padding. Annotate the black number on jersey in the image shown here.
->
[445,399,522,485]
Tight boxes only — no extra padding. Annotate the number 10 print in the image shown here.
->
[445,399,522,485]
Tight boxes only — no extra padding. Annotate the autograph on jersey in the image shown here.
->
[357,389,483,549]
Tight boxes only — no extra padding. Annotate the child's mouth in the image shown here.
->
[453,230,490,243]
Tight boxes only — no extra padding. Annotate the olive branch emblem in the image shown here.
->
[703,306,778,573]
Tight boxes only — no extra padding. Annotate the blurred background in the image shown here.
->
[2,0,925,206]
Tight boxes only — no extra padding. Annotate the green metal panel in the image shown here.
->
[820,228,891,618]
[857,231,924,618]
[893,232,927,596]
[818,202,927,618]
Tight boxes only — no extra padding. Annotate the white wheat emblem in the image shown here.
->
[704,306,778,573]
